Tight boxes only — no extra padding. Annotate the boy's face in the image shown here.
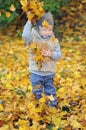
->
[39,25,53,37]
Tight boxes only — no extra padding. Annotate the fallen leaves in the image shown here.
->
[0,32,86,130]
[0,1,86,128]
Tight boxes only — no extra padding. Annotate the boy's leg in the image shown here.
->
[44,75,57,107]
[30,73,43,99]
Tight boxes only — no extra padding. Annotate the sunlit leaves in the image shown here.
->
[0,32,86,129]
[20,0,44,21]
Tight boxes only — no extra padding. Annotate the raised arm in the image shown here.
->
[22,21,32,46]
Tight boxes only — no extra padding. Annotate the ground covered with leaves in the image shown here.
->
[0,30,86,130]
[0,1,86,129]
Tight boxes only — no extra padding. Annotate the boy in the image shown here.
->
[22,12,62,107]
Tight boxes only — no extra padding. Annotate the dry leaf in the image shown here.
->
[10,4,16,11]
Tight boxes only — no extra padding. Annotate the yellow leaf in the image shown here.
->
[10,4,16,11]
[6,83,13,89]
[6,73,12,79]
[52,115,61,127]
[70,120,82,129]
[27,13,35,20]
[18,119,28,130]
[0,125,9,130]
[42,20,50,27]
[21,77,28,85]
[78,4,83,10]
[39,97,46,103]
[0,104,3,111]
[20,0,44,21]
[73,71,81,79]
[30,1,37,9]
[27,85,32,92]
[29,42,37,49]
[5,12,11,17]
[57,87,67,98]
[34,55,43,61]
[51,36,55,42]
[27,102,34,109]
[19,126,29,130]
[20,0,28,7]
[8,50,14,54]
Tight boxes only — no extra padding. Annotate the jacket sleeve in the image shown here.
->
[51,40,62,60]
[22,21,32,46]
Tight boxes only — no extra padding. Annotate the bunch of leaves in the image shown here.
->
[0,0,20,29]
[29,42,50,70]
[20,0,45,22]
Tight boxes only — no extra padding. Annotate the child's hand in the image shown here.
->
[41,49,52,57]
[27,11,36,24]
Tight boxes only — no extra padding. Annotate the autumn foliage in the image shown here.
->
[0,0,86,130]
[20,0,44,22]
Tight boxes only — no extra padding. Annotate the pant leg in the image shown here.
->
[44,75,57,107]
[30,73,43,99]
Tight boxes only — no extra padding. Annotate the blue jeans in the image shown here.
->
[30,73,57,107]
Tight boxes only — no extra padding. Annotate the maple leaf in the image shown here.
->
[42,20,50,28]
